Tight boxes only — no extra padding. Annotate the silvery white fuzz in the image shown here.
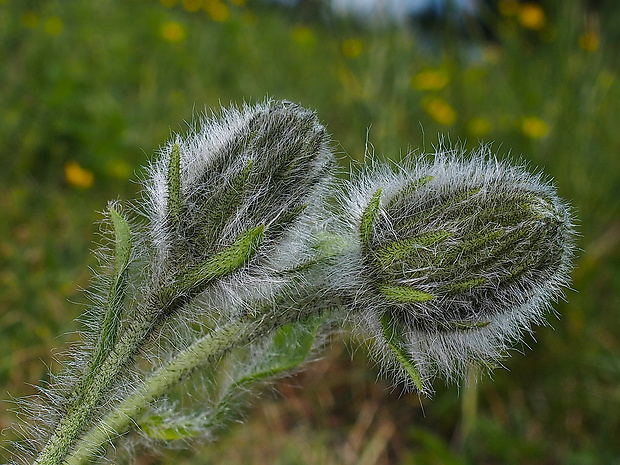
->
[332,149,575,393]
[7,101,575,465]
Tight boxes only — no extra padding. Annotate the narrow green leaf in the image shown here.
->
[108,204,131,276]
[381,314,425,394]
[180,225,265,294]
[375,230,451,269]
[84,205,132,389]
[386,175,433,209]
[399,187,481,232]
[360,189,382,248]
[201,157,253,247]
[378,283,434,303]
[167,143,181,228]
[139,415,203,440]
[438,320,491,330]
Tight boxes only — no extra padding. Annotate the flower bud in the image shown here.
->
[343,149,575,392]
[146,99,334,285]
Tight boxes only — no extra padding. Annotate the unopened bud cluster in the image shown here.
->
[13,101,576,465]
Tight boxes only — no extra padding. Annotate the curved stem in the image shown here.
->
[34,232,348,465]
[34,308,159,465]
[64,315,265,465]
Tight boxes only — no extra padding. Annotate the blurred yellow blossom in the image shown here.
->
[182,0,202,12]
[423,97,456,126]
[44,17,64,36]
[291,26,316,49]
[20,11,39,29]
[65,161,94,189]
[518,3,545,30]
[521,116,549,138]
[204,0,229,22]
[467,117,493,137]
[411,69,449,91]
[498,0,519,16]
[160,21,186,42]
[342,38,363,58]
[579,31,600,52]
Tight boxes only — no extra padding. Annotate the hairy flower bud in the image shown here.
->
[341,149,575,392]
[145,99,335,305]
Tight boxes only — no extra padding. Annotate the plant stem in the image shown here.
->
[33,307,159,465]
[34,234,343,465]
[64,314,265,465]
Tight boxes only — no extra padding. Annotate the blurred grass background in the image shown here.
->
[1,0,619,463]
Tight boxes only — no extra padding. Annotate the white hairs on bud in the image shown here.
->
[331,144,576,393]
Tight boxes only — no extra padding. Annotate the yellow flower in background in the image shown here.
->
[182,0,202,12]
[411,69,450,91]
[160,21,186,42]
[518,3,545,30]
[521,116,549,139]
[44,17,64,36]
[342,38,363,58]
[423,97,456,126]
[467,117,493,137]
[579,31,600,52]
[291,26,316,49]
[204,0,229,22]
[65,161,94,189]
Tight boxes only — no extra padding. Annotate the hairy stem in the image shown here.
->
[34,226,264,465]
[34,306,160,465]
[64,313,272,465]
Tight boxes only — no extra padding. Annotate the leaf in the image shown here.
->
[375,230,451,270]
[109,204,132,276]
[439,320,490,330]
[378,283,434,303]
[138,314,327,441]
[178,225,264,295]
[237,313,325,385]
[200,157,253,247]
[139,414,205,441]
[385,175,433,209]
[166,143,181,229]
[381,314,426,394]
[81,205,132,393]
[360,188,382,248]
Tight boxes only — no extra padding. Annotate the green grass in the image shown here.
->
[1,0,620,463]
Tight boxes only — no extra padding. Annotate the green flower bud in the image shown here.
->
[342,150,575,392]
[143,99,335,313]
[147,99,334,268]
